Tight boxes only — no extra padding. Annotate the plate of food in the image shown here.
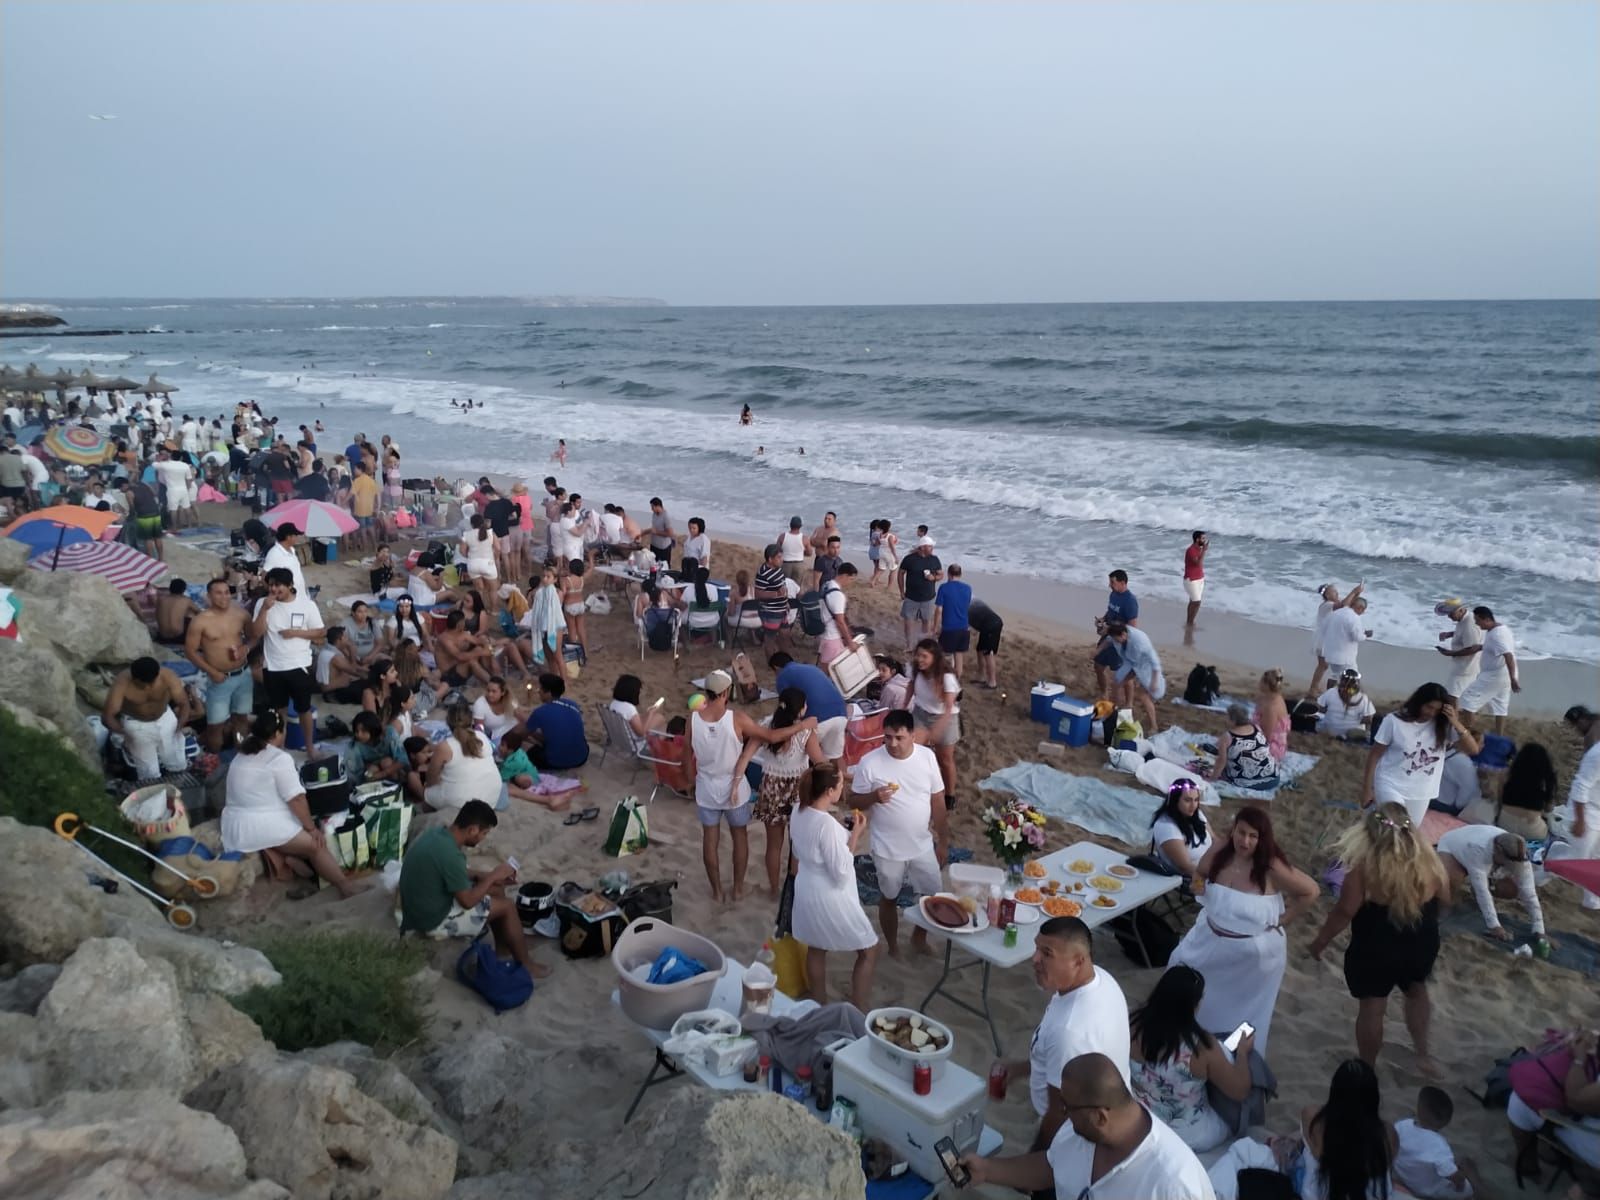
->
[1087,875,1125,893]
[1066,858,1097,876]
[1089,893,1120,911]
[1041,896,1082,918]
[920,893,990,934]
[1107,863,1139,879]
[1013,887,1046,907]
[1023,861,1048,879]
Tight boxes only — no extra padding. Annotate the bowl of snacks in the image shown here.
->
[1090,894,1119,911]
[1013,886,1046,906]
[865,1006,956,1082]
[1023,861,1048,879]
[1107,863,1138,879]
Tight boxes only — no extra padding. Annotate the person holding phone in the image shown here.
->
[251,566,325,756]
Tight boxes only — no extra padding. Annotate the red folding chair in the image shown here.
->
[644,732,693,802]
[843,709,886,771]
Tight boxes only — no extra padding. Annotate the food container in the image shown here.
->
[949,862,1004,904]
[741,960,776,1017]
[864,1006,956,1084]
[119,784,191,846]
[515,881,555,927]
[611,917,727,1030]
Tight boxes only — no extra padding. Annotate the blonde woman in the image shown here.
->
[1253,667,1291,760]
[424,701,507,813]
[1309,803,1450,1074]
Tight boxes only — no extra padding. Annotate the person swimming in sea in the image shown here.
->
[740,403,752,425]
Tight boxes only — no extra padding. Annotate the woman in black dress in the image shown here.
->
[1309,803,1450,1075]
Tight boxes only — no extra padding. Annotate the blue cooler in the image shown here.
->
[1050,697,1095,747]
[284,701,317,751]
[1030,682,1066,724]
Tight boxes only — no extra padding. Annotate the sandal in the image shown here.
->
[580,806,600,821]
[563,811,583,826]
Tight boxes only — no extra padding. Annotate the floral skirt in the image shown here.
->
[753,774,803,824]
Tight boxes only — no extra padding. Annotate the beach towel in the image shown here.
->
[1146,725,1319,800]
[1171,692,1244,715]
[978,763,1162,846]
[1439,908,1598,978]
[522,584,566,664]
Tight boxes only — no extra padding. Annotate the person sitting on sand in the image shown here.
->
[1294,1059,1400,1200]
[1317,669,1376,740]
[397,799,549,978]
[436,609,496,689]
[424,702,507,813]
[496,727,580,810]
[848,709,948,957]
[1394,1086,1482,1200]
[1149,780,1212,877]
[1253,668,1290,760]
[523,673,589,771]
[342,710,407,786]
[470,675,524,742]
[154,578,200,645]
[1210,703,1278,790]
[222,710,360,900]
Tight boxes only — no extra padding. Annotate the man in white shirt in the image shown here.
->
[180,415,201,455]
[82,478,127,515]
[1321,591,1371,678]
[153,450,196,528]
[816,563,857,664]
[682,517,711,573]
[1436,824,1544,943]
[1456,606,1520,734]
[1432,599,1482,698]
[1561,705,1600,909]
[1394,1087,1477,1199]
[251,567,325,755]
[849,709,947,958]
[963,1053,1214,1200]
[990,916,1130,1155]
[1316,670,1376,739]
[262,522,308,598]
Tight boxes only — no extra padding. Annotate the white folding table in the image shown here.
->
[903,840,1182,1054]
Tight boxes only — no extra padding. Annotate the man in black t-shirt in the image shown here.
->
[294,462,331,502]
[482,486,516,579]
[897,536,943,648]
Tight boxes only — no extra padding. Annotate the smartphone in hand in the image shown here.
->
[1222,1021,1254,1053]
[934,1137,970,1187]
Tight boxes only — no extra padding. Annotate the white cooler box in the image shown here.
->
[832,1034,987,1185]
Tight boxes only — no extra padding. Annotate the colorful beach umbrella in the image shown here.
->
[28,539,164,593]
[260,497,358,539]
[43,424,114,466]
[3,505,122,561]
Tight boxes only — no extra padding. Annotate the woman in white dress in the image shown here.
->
[789,764,879,1009]
[424,702,507,813]
[1168,807,1319,1056]
[221,711,359,898]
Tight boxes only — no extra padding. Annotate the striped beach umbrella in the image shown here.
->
[43,424,114,465]
[28,540,165,593]
[260,497,359,538]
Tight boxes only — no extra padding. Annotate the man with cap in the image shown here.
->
[1434,598,1483,699]
[1436,824,1547,942]
[897,535,943,649]
[777,515,809,584]
[263,522,308,597]
[684,669,768,903]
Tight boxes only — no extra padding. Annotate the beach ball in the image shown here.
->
[688,693,706,712]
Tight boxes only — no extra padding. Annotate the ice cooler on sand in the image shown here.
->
[1030,682,1065,723]
[1049,697,1095,747]
[831,1034,987,1185]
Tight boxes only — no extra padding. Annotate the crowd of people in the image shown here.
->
[11,382,1597,1199]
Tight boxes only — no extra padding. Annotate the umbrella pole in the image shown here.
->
[49,526,65,571]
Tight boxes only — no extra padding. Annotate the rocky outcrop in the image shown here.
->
[0,1089,288,1200]
[187,1056,457,1200]
[0,642,98,766]
[297,1042,441,1132]
[443,1091,865,1200]
[37,937,201,1097]
[102,915,280,996]
[0,964,61,1015]
[185,993,272,1078]
[0,312,65,329]
[420,1031,544,1170]
[10,569,154,668]
[0,537,28,583]
[0,818,106,966]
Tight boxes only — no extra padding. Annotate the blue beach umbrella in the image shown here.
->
[5,520,95,560]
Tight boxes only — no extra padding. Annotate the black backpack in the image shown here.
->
[417,540,450,570]
[1110,908,1178,968]
[1183,664,1221,707]
[1289,698,1321,734]
[796,590,827,638]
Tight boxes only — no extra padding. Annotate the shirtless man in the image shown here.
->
[436,609,496,688]
[810,510,840,556]
[103,657,194,780]
[185,579,256,752]
[155,579,201,644]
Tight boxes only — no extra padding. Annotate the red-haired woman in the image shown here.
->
[1167,807,1318,1056]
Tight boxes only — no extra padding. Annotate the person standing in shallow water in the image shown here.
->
[1183,531,1207,626]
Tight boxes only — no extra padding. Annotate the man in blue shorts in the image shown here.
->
[185,578,255,752]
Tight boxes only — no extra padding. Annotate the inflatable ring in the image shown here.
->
[190,875,221,899]
[53,812,82,839]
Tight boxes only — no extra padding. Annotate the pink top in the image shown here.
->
[1254,705,1290,760]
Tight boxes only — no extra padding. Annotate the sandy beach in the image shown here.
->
[154,489,1599,1198]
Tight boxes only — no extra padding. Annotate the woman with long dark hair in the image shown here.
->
[1149,780,1211,876]
[1362,682,1481,825]
[220,711,359,898]
[1168,807,1319,1055]
[385,594,433,654]
[359,658,398,715]
[1295,1058,1397,1200]
[1128,965,1255,1151]
[735,685,828,894]
[460,513,499,613]
[1495,742,1557,840]
[789,763,877,1008]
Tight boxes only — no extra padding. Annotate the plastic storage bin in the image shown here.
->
[1049,697,1095,747]
[611,918,727,1030]
[1030,682,1065,723]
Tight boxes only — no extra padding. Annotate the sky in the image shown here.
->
[2,2,1596,305]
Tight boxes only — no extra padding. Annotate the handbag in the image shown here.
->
[1508,1040,1594,1113]
[602,797,649,857]
[456,935,533,1012]
[770,828,809,998]
[554,883,627,960]
[362,797,412,868]
[324,812,371,871]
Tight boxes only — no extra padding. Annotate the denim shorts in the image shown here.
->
[697,802,753,829]
[204,668,254,724]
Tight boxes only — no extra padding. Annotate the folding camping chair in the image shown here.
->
[683,599,728,650]
[635,607,681,661]
[843,708,887,774]
[595,704,684,803]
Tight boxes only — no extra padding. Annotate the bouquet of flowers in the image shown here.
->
[981,798,1048,868]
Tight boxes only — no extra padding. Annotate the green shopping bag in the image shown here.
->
[328,816,371,871]
[364,799,412,867]
[602,797,649,858]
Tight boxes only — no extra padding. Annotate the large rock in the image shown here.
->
[0,536,28,583]
[37,937,200,1097]
[11,569,153,667]
[187,1056,457,1200]
[185,993,271,1078]
[444,1091,864,1200]
[0,964,61,1015]
[102,914,281,996]
[0,641,97,764]
[0,1088,288,1200]
[0,817,105,966]
[0,1012,42,1110]
[419,1031,543,1169]
[297,1042,440,1131]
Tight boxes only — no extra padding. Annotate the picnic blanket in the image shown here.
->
[1170,693,1245,715]
[1439,908,1598,978]
[1146,725,1319,800]
[978,763,1158,847]
[854,846,972,908]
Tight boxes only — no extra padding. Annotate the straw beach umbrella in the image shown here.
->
[137,373,178,398]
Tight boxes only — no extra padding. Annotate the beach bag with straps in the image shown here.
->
[603,797,649,858]
[1183,664,1221,707]
[796,590,827,638]
[456,934,533,1012]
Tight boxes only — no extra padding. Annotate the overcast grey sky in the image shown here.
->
[3,2,1595,304]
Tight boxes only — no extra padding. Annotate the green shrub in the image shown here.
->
[0,707,147,879]
[232,930,429,1052]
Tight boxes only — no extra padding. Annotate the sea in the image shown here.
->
[7,298,1598,665]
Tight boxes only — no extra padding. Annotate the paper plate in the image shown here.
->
[1013,904,1041,925]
